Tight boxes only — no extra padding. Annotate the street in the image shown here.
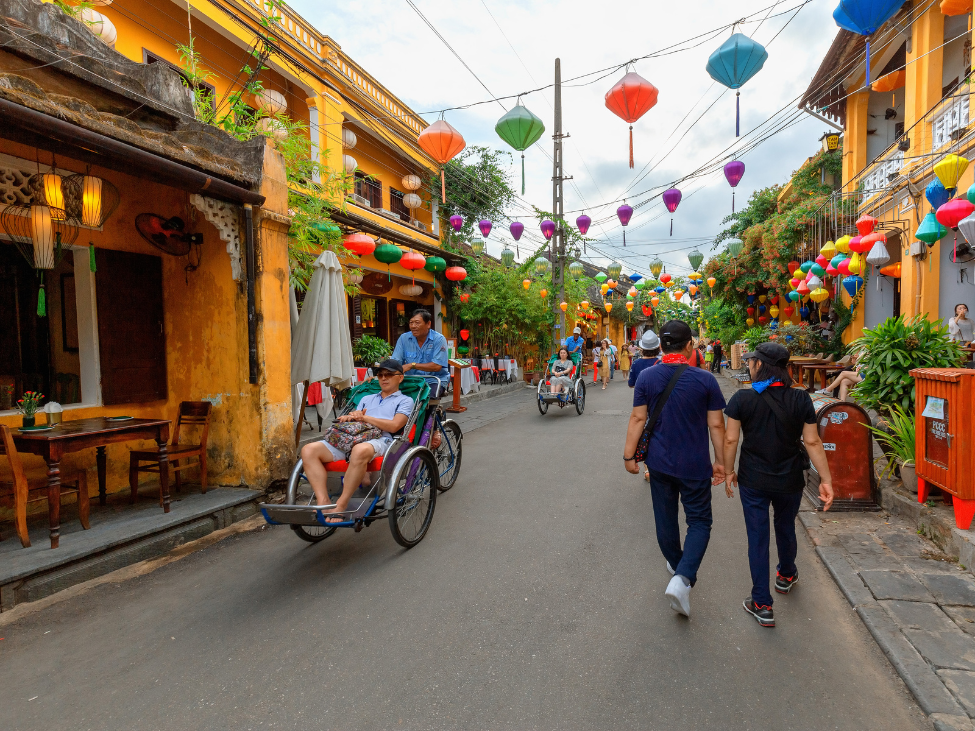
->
[0,378,928,730]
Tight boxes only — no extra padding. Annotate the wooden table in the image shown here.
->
[12,417,171,548]
[799,362,836,390]
[789,357,826,389]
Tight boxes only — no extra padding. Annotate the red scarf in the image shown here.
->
[661,354,688,364]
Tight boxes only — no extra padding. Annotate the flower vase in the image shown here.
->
[900,462,918,493]
[22,415,35,428]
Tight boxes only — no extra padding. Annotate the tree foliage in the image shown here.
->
[437,146,518,249]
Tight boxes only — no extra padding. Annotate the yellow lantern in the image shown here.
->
[44,173,65,220]
[664,279,673,288]
[560,301,568,312]
[934,153,969,191]
[758,294,766,303]
[810,287,830,303]
[626,301,634,312]
[707,276,716,288]
[580,300,589,310]
[523,279,531,290]
[820,240,837,259]
[835,235,851,254]
[30,204,56,269]
[746,317,755,326]
[769,306,779,318]
[600,283,609,295]
[848,252,863,275]
[651,296,660,306]
[539,288,548,298]
[604,302,613,313]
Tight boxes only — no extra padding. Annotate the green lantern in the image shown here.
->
[471,239,485,256]
[309,221,341,244]
[534,257,551,277]
[688,249,704,271]
[494,101,546,194]
[634,280,646,291]
[726,238,744,257]
[915,212,948,244]
[607,261,622,279]
[649,258,663,278]
[595,271,608,283]
[568,260,584,280]
[374,243,402,279]
[500,247,515,268]
[424,255,447,273]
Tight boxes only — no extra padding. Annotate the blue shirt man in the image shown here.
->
[391,308,449,393]
[564,328,585,356]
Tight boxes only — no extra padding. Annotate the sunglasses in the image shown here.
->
[376,371,400,378]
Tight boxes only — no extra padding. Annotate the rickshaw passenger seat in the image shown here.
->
[325,456,384,472]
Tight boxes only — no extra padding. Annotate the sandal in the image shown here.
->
[644,470,650,482]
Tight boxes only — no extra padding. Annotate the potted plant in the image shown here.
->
[865,405,917,492]
[351,334,392,368]
[17,390,44,428]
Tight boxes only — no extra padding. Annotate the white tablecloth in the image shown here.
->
[450,366,480,395]
[498,358,518,379]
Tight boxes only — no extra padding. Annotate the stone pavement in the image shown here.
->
[804,507,975,730]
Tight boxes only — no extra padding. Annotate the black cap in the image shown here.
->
[742,342,790,368]
[659,320,692,348]
[375,358,404,375]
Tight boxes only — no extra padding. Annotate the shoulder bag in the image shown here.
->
[634,364,688,464]
[324,421,384,454]
[757,389,811,470]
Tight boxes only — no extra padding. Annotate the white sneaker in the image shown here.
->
[665,575,691,617]
[666,561,676,576]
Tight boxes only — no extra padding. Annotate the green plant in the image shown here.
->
[16,390,44,417]
[774,322,828,355]
[864,405,916,479]
[742,327,770,352]
[852,315,965,414]
[352,335,392,366]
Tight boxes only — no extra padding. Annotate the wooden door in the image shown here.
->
[95,249,167,405]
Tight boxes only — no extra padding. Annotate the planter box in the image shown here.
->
[900,462,918,493]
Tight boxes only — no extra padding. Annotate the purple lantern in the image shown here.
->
[509,221,524,240]
[540,219,556,240]
[576,214,592,235]
[662,188,682,236]
[616,203,633,247]
[724,161,745,213]
[478,219,492,238]
[449,214,463,232]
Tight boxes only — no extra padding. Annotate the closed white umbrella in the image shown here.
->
[291,250,354,387]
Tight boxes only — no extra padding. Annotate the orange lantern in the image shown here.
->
[559,301,568,312]
[707,276,716,288]
[580,300,589,310]
[606,279,618,289]
[880,262,902,278]
[605,302,613,313]
[417,119,466,202]
[688,284,698,296]
[539,288,548,298]
[523,279,531,290]
[625,301,634,312]
[651,296,660,307]
[460,292,470,303]
[445,266,467,282]
[604,70,659,168]
[872,68,906,92]
[941,0,973,16]
[343,233,376,257]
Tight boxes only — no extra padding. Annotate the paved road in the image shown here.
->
[1,377,928,730]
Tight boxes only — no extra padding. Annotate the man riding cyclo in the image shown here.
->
[392,308,450,398]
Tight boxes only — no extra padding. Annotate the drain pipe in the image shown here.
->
[244,204,258,385]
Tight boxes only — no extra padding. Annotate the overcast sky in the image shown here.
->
[290,0,841,278]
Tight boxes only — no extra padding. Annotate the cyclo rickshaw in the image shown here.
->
[536,350,585,416]
[259,375,462,548]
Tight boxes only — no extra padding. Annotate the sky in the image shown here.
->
[288,0,843,279]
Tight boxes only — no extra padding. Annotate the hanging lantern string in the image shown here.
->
[629,125,634,169]
[736,91,740,138]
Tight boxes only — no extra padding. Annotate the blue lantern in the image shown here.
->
[833,1,906,86]
[655,286,665,294]
[706,33,769,137]
[629,273,642,282]
[785,334,794,341]
[758,304,766,315]
[842,275,864,297]
[926,179,951,210]
[769,321,779,330]
[799,305,810,319]
[747,293,756,304]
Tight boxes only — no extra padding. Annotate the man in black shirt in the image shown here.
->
[723,342,834,628]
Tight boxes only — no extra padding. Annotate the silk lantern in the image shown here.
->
[424,256,447,273]
[833,1,906,86]
[478,219,493,238]
[569,260,584,279]
[449,214,464,232]
[688,249,704,271]
[650,258,664,278]
[604,302,613,313]
[746,318,755,326]
[418,119,466,202]
[706,33,769,136]
[343,233,376,257]
[843,275,864,297]
[626,301,634,312]
[459,293,470,304]
[576,214,592,236]
[595,272,608,283]
[617,203,634,246]
[374,243,402,279]
[941,0,974,15]
[539,288,548,298]
[604,70,659,167]
[916,212,949,244]
[540,219,556,241]
[809,287,830,303]
[662,188,681,236]
[934,154,969,194]
[445,266,467,282]
[495,100,545,194]
[856,215,877,236]
[651,296,660,307]
[724,160,745,211]
[608,262,622,279]
[707,276,717,288]
[600,283,609,295]
[937,198,975,260]
[660,272,672,284]
[835,235,852,254]
[501,247,515,268]
[847,235,865,253]
[926,179,951,210]
[821,240,837,259]
[400,250,425,284]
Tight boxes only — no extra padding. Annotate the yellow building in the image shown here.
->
[93,0,460,345]
[802,3,974,341]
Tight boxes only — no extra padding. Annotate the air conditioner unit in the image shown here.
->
[376,208,401,221]
[350,194,371,207]
[414,221,427,232]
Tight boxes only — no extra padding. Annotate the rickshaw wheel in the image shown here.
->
[389,449,438,548]
[574,380,586,415]
[537,397,548,415]
[289,471,337,543]
[434,419,463,492]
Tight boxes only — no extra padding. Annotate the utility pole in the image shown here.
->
[551,58,568,350]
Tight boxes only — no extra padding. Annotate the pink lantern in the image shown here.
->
[662,188,681,236]
[617,203,633,246]
[847,235,866,254]
[540,219,556,240]
[478,219,493,238]
[449,214,463,232]
[723,160,745,212]
[509,221,524,240]
[838,258,852,276]
[576,214,592,235]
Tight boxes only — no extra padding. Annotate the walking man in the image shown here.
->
[623,321,727,617]
[723,342,834,627]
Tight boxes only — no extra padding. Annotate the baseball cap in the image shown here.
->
[375,358,405,375]
[742,342,790,368]
[573,327,581,334]
[639,330,660,350]
[659,320,692,348]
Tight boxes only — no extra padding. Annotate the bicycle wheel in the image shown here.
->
[288,468,337,543]
[538,396,548,415]
[388,449,438,548]
[574,379,586,415]
[434,419,463,492]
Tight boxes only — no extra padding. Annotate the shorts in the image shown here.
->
[322,436,393,463]
[550,376,573,390]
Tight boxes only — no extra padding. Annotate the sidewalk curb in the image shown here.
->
[458,380,530,406]
[815,546,876,607]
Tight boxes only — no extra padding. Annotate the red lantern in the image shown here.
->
[660,273,672,284]
[855,215,877,236]
[783,305,794,317]
[417,120,466,202]
[937,198,975,229]
[604,71,659,168]
[459,329,470,341]
[642,304,652,316]
[815,254,828,268]
[758,315,768,325]
[771,295,779,304]
[460,292,470,303]
[787,260,800,275]
[400,250,426,284]
[747,306,755,316]
[343,233,375,257]
[445,266,467,282]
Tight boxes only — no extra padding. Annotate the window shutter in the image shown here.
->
[95,249,167,405]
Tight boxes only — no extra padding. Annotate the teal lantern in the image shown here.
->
[534,257,551,277]
[915,212,949,244]
[967,183,975,206]
[830,253,848,269]
[810,262,826,277]
[726,238,744,258]
[688,248,704,271]
[799,260,814,274]
[424,255,446,273]
[634,280,646,290]
[500,247,515,268]
[569,260,584,280]
[595,271,608,283]
[374,243,402,279]
[495,100,545,194]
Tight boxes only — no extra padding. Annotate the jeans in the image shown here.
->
[739,486,803,606]
[646,467,714,585]
[610,360,615,379]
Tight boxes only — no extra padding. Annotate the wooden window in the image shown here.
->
[389,188,409,220]
[354,172,382,208]
[95,249,167,405]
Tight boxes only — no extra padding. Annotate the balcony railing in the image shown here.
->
[931,92,970,150]
[861,148,905,198]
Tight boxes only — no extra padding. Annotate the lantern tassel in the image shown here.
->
[440,168,446,203]
[521,153,525,195]
[670,218,673,236]
[89,242,96,272]
[37,282,46,317]
[732,190,735,214]
[623,229,626,247]
[736,92,740,138]
[629,125,634,169]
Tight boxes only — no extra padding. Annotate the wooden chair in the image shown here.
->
[0,425,89,548]
[129,402,212,507]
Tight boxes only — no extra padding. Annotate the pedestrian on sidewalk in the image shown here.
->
[619,340,632,378]
[623,320,727,618]
[688,338,707,368]
[608,339,618,380]
[592,342,602,384]
[628,330,660,390]
[598,339,612,389]
[723,342,834,628]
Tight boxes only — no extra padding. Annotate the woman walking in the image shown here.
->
[599,339,611,389]
[619,340,632,378]
[592,342,602,384]
[723,342,834,628]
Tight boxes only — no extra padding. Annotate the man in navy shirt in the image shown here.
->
[623,320,727,618]
[564,327,585,356]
